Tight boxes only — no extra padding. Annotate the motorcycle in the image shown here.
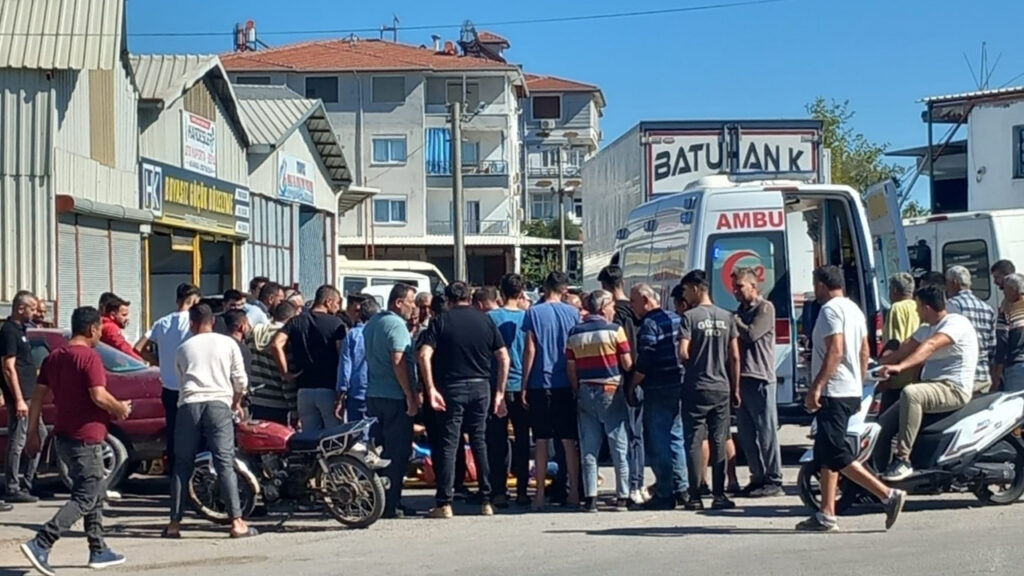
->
[187,417,390,529]
[798,367,1024,513]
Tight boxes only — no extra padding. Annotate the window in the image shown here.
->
[372,77,405,103]
[1015,125,1024,179]
[96,342,149,373]
[446,81,481,111]
[705,232,791,318]
[305,77,339,103]
[373,197,407,224]
[372,137,407,165]
[532,95,561,120]
[236,76,271,85]
[573,198,583,219]
[531,193,556,221]
[461,141,479,166]
[942,239,991,300]
[342,277,368,296]
[371,277,409,286]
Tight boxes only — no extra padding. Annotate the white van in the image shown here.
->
[903,209,1024,310]
[612,176,898,425]
[336,259,448,297]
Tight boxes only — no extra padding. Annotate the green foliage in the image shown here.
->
[520,218,582,288]
[523,219,582,241]
[902,199,930,219]
[808,97,907,197]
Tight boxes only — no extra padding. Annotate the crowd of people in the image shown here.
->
[6,257,1024,572]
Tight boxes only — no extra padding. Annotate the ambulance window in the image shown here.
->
[705,232,791,318]
[942,240,990,300]
[620,245,651,291]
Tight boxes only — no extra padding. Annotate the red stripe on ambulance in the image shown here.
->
[715,210,784,231]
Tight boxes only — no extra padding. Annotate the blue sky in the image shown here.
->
[127,0,1024,203]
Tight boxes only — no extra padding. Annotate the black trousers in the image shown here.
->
[161,388,179,477]
[683,389,731,499]
[35,438,107,552]
[368,397,413,515]
[487,391,530,498]
[435,380,492,505]
[424,397,468,489]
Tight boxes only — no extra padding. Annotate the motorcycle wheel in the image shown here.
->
[974,438,1024,505]
[796,461,857,514]
[319,455,386,529]
[187,459,259,525]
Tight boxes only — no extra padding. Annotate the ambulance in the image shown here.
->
[611,175,903,424]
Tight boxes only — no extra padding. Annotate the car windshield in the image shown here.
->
[95,342,149,373]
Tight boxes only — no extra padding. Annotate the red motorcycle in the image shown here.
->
[187,417,388,529]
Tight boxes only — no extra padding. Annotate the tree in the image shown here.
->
[520,219,582,288]
[808,98,908,202]
[901,199,929,219]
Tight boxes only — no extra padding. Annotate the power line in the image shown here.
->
[0,0,788,38]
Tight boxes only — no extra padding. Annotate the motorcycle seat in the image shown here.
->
[287,421,366,452]
[921,392,1004,433]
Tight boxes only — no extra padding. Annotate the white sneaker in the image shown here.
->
[629,489,646,505]
[105,490,122,501]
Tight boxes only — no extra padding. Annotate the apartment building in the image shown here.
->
[222,30,530,284]
[522,74,605,227]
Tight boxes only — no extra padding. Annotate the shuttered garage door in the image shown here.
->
[56,215,142,341]
[298,209,326,296]
[246,196,295,287]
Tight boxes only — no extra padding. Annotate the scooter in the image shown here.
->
[797,367,1024,513]
[187,417,390,529]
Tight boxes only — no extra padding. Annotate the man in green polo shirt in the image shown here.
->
[363,283,420,519]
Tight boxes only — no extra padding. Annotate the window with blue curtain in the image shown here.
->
[425,128,451,174]
[372,138,407,164]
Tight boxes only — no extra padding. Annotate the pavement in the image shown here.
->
[0,426,1022,576]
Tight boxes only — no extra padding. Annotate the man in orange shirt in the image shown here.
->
[100,295,141,361]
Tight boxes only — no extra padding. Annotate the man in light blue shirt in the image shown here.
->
[244,281,283,327]
[337,298,379,424]
[133,283,200,476]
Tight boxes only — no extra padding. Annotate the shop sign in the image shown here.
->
[182,111,217,177]
[141,158,250,237]
[278,153,316,206]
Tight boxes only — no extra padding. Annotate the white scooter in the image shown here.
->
[798,367,1024,513]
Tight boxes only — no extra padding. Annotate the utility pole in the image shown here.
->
[556,146,566,273]
[451,101,467,282]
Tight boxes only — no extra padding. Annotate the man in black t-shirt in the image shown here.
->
[270,285,347,433]
[2,290,44,504]
[418,282,510,518]
[677,270,740,511]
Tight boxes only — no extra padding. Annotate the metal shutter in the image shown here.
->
[56,216,79,329]
[110,222,142,342]
[298,209,326,296]
[247,196,295,286]
[75,216,112,315]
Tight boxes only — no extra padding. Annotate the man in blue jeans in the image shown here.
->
[337,298,380,425]
[629,283,688,510]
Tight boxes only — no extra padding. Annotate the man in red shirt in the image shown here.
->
[20,306,131,575]
[100,295,141,360]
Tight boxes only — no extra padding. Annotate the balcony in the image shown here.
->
[426,160,510,189]
[427,219,511,236]
[527,165,581,178]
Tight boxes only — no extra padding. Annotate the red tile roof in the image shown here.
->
[221,38,517,72]
[477,31,509,45]
[525,74,599,93]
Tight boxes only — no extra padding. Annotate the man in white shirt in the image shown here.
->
[133,283,200,477]
[798,266,906,532]
[163,304,255,539]
[879,285,977,481]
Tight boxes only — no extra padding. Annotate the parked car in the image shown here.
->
[0,328,166,490]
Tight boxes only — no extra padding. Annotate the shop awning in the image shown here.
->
[55,195,153,224]
[338,186,379,215]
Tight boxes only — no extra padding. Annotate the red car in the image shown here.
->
[0,329,166,489]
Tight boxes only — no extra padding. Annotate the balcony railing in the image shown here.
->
[527,165,581,178]
[426,160,509,176]
[427,219,511,236]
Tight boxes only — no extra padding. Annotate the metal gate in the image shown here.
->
[246,196,295,286]
[298,208,326,297]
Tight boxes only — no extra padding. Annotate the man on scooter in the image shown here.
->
[878,285,978,482]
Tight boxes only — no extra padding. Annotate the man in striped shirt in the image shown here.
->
[566,290,633,512]
[247,302,298,424]
[945,266,996,393]
[995,273,1024,392]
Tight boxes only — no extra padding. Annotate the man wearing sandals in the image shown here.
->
[162,305,256,540]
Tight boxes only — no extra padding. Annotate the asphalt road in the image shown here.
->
[0,428,1022,576]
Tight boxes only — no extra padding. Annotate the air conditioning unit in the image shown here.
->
[539,119,556,130]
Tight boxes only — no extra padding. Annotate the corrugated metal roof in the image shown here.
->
[129,53,250,147]
[0,0,124,70]
[921,85,1024,104]
[234,84,351,189]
